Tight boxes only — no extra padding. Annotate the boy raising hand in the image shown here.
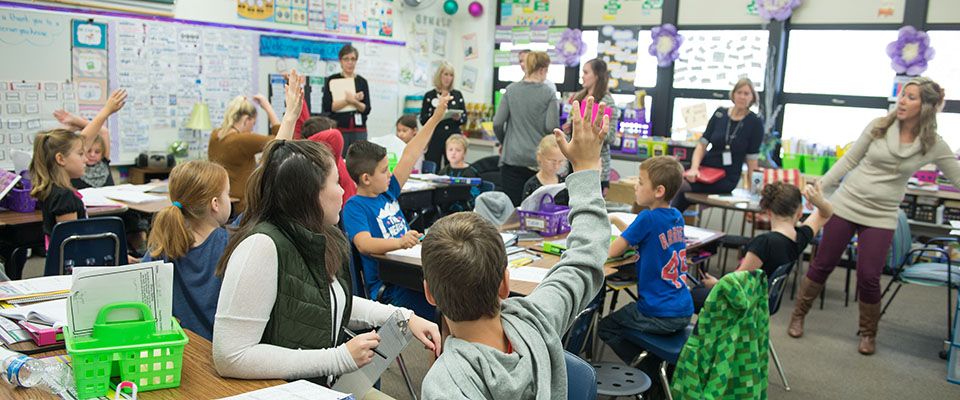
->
[420,97,610,399]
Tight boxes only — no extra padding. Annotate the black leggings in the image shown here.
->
[501,164,538,207]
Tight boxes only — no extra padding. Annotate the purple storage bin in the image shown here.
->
[519,194,570,236]
[0,171,37,213]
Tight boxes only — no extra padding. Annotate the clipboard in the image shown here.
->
[332,310,413,398]
[329,78,357,112]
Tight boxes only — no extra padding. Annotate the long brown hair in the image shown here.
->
[29,129,81,202]
[147,161,228,260]
[870,76,944,155]
[573,58,610,103]
[216,140,346,281]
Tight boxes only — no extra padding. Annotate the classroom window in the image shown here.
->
[925,31,960,101]
[781,104,888,149]
[938,112,960,151]
[784,30,897,98]
[673,30,769,91]
[498,42,567,85]
[670,97,759,141]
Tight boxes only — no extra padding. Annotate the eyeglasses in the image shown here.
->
[341,57,358,62]
[544,159,565,166]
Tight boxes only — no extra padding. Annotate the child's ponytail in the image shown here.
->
[147,161,228,260]
[30,129,81,202]
[759,181,803,218]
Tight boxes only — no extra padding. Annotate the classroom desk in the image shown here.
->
[373,226,724,297]
[8,329,287,400]
[398,181,475,232]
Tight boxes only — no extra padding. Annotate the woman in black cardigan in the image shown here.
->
[420,61,467,168]
[322,44,371,157]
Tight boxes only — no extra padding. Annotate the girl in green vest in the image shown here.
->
[211,72,440,387]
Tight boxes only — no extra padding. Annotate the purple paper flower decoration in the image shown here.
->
[648,24,683,67]
[886,25,935,76]
[756,0,803,21]
[554,29,587,67]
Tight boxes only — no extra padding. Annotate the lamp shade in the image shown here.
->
[185,103,213,130]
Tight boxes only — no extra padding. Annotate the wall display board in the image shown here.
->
[582,0,662,26]
[499,0,568,26]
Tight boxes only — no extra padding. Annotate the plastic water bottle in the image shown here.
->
[0,348,74,394]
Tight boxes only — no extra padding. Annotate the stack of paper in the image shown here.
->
[0,275,72,302]
[68,261,174,336]
[386,245,422,259]
[520,184,566,211]
[0,299,68,329]
[217,380,354,399]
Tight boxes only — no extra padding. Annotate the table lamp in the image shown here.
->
[185,103,212,159]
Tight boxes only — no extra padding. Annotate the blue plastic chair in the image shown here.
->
[479,180,496,193]
[421,160,437,174]
[768,261,796,391]
[623,324,695,400]
[564,350,597,400]
[44,216,128,276]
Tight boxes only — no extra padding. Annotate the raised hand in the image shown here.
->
[104,89,127,114]
[553,96,608,172]
[252,94,269,108]
[284,69,305,118]
[429,95,452,122]
[53,109,86,129]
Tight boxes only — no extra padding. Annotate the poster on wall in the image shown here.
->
[432,28,446,56]
[72,20,106,49]
[462,33,478,60]
[597,26,639,93]
[499,0,567,26]
[238,0,275,21]
[461,65,477,92]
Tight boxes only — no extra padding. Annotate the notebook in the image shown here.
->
[0,299,68,329]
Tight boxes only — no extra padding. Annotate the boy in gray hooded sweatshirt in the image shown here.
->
[420,97,611,400]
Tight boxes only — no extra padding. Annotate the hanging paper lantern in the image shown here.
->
[554,29,587,67]
[468,1,483,17]
[648,24,683,67]
[443,0,458,15]
[756,0,803,21]
[886,25,935,76]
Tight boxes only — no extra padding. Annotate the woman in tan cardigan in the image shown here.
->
[208,74,302,212]
[789,77,957,355]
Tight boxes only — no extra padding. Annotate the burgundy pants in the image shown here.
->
[807,215,894,304]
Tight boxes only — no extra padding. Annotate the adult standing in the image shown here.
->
[672,78,763,212]
[561,58,619,188]
[208,71,301,213]
[420,62,466,167]
[789,77,956,355]
[493,51,560,206]
[322,44,371,157]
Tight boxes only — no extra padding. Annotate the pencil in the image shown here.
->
[343,328,388,359]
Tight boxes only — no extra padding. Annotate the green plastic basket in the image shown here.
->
[803,155,828,176]
[781,153,803,170]
[64,302,189,399]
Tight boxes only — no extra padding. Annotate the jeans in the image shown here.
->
[598,302,691,363]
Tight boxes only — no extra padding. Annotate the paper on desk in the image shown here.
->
[333,310,412,399]
[509,266,550,283]
[520,183,566,211]
[386,244,422,259]
[217,380,354,400]
[0,316,32,344]
[0,275,72,300]
[67,261,174,337]
[0,299,68,329]
[77,187,123,207]
[402,180,434,191]
[684,226,716,242]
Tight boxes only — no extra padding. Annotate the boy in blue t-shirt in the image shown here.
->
[599,155,693,363]
[343,95,450,320]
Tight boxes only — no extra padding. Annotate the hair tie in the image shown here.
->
[172,201,182,209]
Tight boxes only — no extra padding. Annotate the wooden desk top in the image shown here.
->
[9,329,286,399]
[684,192,761,213]
[0,206,129,227]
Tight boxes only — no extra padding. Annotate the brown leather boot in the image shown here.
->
[788,277,825,338]
[858,300,881,355]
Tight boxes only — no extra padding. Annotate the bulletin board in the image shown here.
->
[0,3,407,171]
[499,0,568,27]
[582,0,663,27]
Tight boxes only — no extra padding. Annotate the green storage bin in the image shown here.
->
[65,302,189,399]
[803,155,828,176]
[782,153,803,170]
[824,156,839,173]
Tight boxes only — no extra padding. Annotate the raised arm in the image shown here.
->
[801,180,833,235]
[252,94,281,129]
[394,95,450,187]
[520,97,611,331]
[79,89,126,153]
[275,69,305,141]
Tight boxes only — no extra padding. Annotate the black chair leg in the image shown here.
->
[879,284,903,318]
[844,265,851,307]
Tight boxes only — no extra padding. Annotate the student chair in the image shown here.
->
[479,180,496,193]
[623,325,695,400]
[421,160,437,174]
[472,155,502,191]
[348,244,418,399]
[44,217,128,276]
[564,351,598,400]
[768,261,797,391]
[563,291,604,358]
[879,236,958,359]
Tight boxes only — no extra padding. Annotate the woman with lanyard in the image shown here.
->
[672,78,763,212]
[322,44,371,157]
[789,77,958,355]
[420,61,467,168]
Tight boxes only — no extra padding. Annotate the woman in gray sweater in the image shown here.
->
[789,77,957,355]
[493,51,560,206]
